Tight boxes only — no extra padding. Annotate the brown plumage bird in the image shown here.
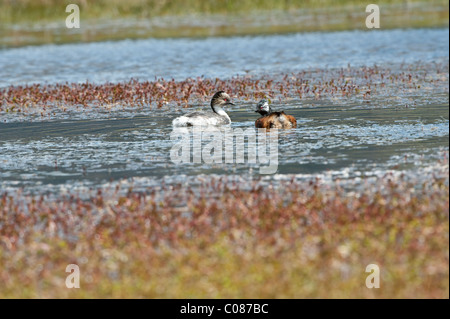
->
[254,99,297,129]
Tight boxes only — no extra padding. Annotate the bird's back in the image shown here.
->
[173,111,230,127]
[255,111,297,129]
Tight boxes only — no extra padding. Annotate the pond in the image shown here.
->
[0,28,448,87]
[0,28,448,194]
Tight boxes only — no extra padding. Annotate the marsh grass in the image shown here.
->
[0,0,448,47]
[0,0,447,22]
[0,171,448,298]
[1,62,448,117]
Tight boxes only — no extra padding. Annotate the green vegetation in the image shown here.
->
[0,0,447,23]
[0,0,448,47]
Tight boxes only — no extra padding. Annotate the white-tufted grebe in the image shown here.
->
[254,99,297,129]
[172,91,235,127]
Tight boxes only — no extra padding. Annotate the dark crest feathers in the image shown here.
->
[211,91,225,107]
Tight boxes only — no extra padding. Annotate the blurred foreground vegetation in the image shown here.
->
[0,173,448,298]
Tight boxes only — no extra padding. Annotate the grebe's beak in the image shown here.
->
[226,101,235,106]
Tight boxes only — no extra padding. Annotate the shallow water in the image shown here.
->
[0,100,448,192]
[0,28,448,87]
[0,28,449,193]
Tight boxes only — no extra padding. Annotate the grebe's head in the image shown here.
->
[255,99,271,115]
[211,91,235,110]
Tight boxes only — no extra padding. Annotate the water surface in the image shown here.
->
[0,28,448,87]
[0,28,448,193]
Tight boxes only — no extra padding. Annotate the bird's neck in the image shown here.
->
[212,104,224,114]
[259,108,272,116]
[213,106,230,121]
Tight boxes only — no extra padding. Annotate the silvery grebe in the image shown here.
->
[172,91,235,127]
[254,99,297,129]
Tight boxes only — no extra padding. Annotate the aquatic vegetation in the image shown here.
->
[1,62,448,118]
[0,168,448,298]
[0,24,447,297]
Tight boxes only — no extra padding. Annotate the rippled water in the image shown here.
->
[0,28,448,193]
[0,28,448,87]
[0,100,448,191]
